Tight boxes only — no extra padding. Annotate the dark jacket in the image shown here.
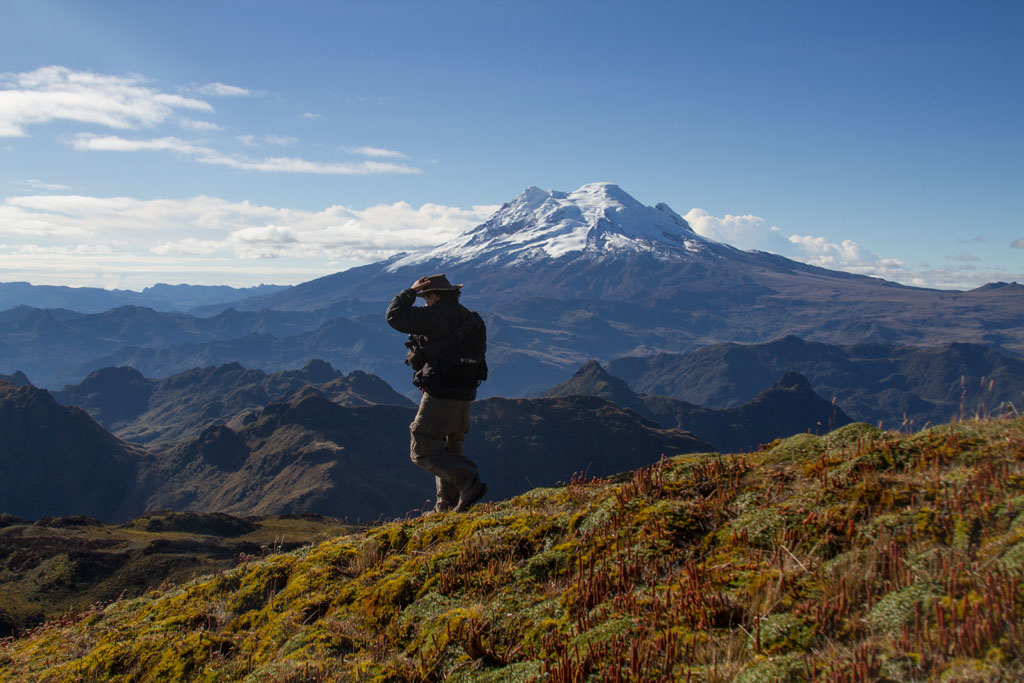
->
[386,289,484,401]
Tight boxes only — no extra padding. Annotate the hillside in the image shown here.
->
[607,336,1024,430]
[53,360,414,444]
[1,378,711,523]
[0,512,353,637]
[545,361,852,451]
[0,380,145,522]
[140,393,712,522]
[2,416,1020,681]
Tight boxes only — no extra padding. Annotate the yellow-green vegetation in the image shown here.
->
[0,512,354,637]
[2,417,1023,681]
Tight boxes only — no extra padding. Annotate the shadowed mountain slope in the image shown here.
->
[1,381,711,523]
[545,361,851,451]
[0,371,29,387]
[143,393,712,521]
[0,381,146,521]
[0,281,289,314]
[606,336,1024,429]
[53,360,413,445]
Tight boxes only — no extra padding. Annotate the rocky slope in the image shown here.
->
[141,393,712,522]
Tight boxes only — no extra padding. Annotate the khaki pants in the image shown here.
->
[409,393,480,507]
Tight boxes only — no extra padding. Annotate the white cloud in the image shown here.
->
[786,234,883,269]
[71,134,209,155]
[0,66,212,137]
[239,134,298,147]
[197,82,252,97]
[685,207,1022,289]
[299,112,323,120]
[70,133,421,175]
[1013,238,1024,248]
[686,206,897,274]
[0,192,498,287]
[25,179,71,191]
[346,145,408,159]
[684,209,788,253]
[180,118,223,131]
[149,238,225,256]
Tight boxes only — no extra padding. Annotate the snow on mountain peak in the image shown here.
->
[387,182,710,271]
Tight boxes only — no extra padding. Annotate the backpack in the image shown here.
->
[446,311,488,385]
[407,311,488,389]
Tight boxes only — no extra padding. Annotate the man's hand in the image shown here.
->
[412,277,432,292]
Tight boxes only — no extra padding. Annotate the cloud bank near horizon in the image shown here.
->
[682,208,1018,290]
[0,192,1017,291]
[0,192,498,288]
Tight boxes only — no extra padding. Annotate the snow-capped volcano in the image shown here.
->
[236,181,894,309]
[388,182,715,271]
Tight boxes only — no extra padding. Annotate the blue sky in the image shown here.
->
[1,0,1021,290]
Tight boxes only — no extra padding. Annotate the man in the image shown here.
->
[386,274,488,513]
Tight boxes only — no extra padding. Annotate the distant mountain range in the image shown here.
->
[2,183,1022,397]
[1,372,720,523]
[0,281,289,313]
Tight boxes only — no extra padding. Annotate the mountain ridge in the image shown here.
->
[545,361,851,451]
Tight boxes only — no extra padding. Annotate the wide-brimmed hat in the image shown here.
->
[417,273,463,295]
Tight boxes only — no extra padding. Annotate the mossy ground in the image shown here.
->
[0,513,353,637]
[1,417,1022,681]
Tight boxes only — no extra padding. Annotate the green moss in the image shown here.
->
[753,612,816,653]
[730,507,788,549]
[735,653,807,683]
[454,659,543,682]
[767,432,824,463]
[519,548,570,582]
[823,422,884,450]
[570,615,636,650]
[867,582,942,633]
[227,556,295,614]
[997,534,1024,569]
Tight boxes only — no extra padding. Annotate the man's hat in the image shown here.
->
[417,273,463,296]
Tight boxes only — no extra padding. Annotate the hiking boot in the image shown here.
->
[455,480,487,512]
